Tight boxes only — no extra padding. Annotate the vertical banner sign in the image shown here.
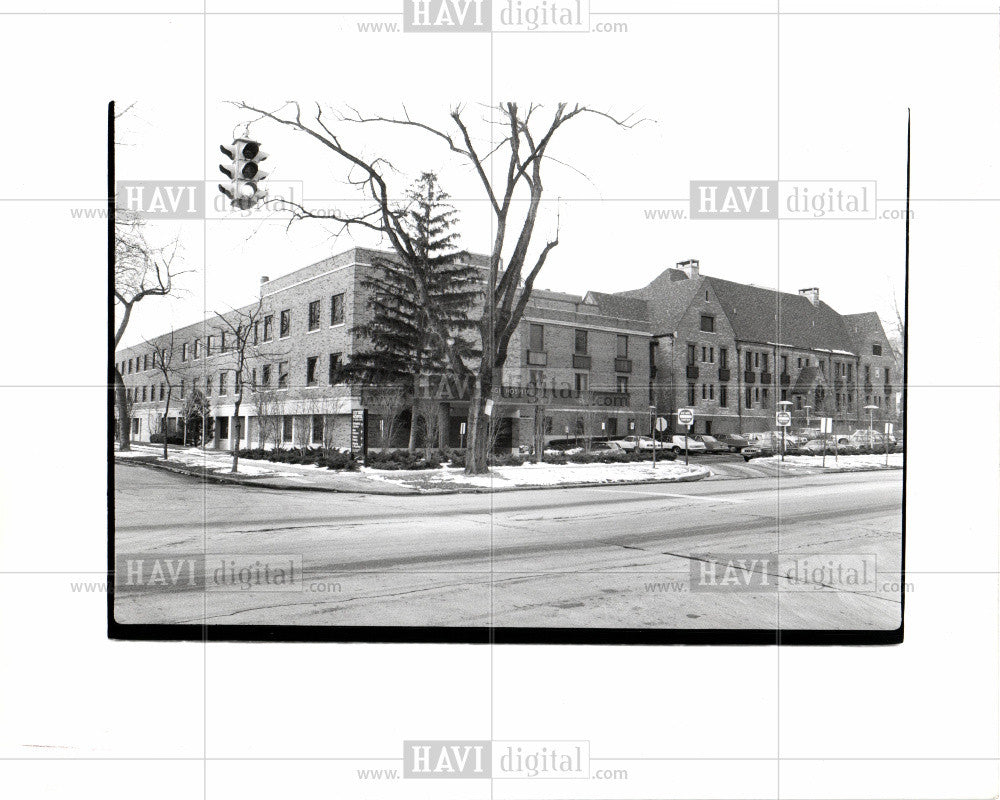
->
[351,408,367,463]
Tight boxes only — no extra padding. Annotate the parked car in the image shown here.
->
[716,433,750,453]
[740,446,762,461]
[590,440,624,453]
[849,429,896,447]
[613,435,667,451]
[691,434,729,453]
[668,435,707,454]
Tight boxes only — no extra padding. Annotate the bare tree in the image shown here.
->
[233,101,642,473]
[114,211,185,450]
[145,330,178,459]
[214,299,267,473]
[362,385,409,449]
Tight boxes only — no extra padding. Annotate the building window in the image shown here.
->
[762,387,768,405]
[796,395,803,410]
[720,348,728,369]
[312,415,324,444]
[872,344,882,356]
[329,293,344,325]
[616,376,629,394]
[219,372,227,395]
[797,357,803,369]
[719,385,728,407]
[179,379,185,399]
[127,359,132,374]
[253,321,259,345]
[574,372,588,392]
[158,383,164,400]
[819,360,826,375]
[529,323,544,351]
[745,386,753,409]
[781,355,788,373]
[574,329,588,355]
[702,346,707,363]
[606,418,618,437]
[528,369,544,386]
[206,376,212,396]
[194,339,201,359]
[700,314,715,333]
[280,310,291,338]
[206,336,214,357]
[220,331,227,352]
[709,384,715,400]
[278,362,288,389]
[308,300,321,331]
[329,353,342,385]
[181,343,188,361]
[687,383,696,405]
[745,351,753,371]
[687,343,697,365]
[263,315,273,341]
[754,352,760,369]
[754,387,760,402]
[141,385,147,402]
[306,356,318,386]
[781,389,787,401]
[282,416,293,443]
[251,368,256,389]
[262,364,272,386]
[701,383,707,400]
[617,334,628,358]
[762,353,769,372]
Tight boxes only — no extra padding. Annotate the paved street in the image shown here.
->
[114,462,903,630]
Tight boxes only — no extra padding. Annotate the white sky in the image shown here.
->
[109,9,998,347]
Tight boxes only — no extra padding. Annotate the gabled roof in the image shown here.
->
[791,365,826,394]
[583,291,649,322]
[842,311,892,356]
[617,270,706,334]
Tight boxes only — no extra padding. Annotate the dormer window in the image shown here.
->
[872,344,882,356]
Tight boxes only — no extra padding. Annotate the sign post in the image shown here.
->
[820,416,833,467]
[884,421,893,466]
[648,405,656,467]
[776,407,791,462]
[677,408,695,466]
[654,415,669,468]
[459,420,467,450]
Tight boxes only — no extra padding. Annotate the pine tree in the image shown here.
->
[347,173,481,449]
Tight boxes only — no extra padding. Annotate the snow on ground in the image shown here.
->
[117,443,308,477]
[759,453,904,470]
[363,459,709,490]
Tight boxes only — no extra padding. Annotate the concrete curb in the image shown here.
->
[115,456,711,496]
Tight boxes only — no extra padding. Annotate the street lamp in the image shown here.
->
[777,400,793,461]
[863,404,878,449]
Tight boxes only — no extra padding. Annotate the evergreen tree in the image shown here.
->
[347,173,481,448]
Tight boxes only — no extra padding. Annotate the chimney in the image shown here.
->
[677,259,700,280]
[260,275,270,285]
[799,287,820,307]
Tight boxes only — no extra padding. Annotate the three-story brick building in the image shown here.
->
[115,250,898,452]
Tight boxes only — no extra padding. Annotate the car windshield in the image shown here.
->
[701,435,718,442]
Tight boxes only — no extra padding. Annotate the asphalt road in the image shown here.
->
[113,463,903,630]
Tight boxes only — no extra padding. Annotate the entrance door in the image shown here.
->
[705,420,712,435]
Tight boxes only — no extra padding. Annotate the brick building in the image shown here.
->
[115,250,898,452]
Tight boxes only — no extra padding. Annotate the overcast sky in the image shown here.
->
[112,10,997,348]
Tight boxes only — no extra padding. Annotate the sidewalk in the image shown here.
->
[114,443,710,494]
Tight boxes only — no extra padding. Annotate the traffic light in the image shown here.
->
[218,138,268,210]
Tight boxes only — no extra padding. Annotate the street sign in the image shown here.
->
[459,422,467,435]
[484,399,494,417]
[655,416,669,432]
[820,417,833,434]
[677,408,695,426]
[884,422,894,434]
[776,410,791,427]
